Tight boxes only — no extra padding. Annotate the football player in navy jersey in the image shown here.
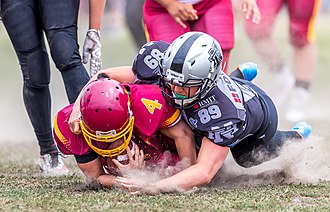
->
[114,32,312,194]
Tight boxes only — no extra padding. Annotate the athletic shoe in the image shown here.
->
[291,122,312,139]
[285,87,310,122]
[238,62,259,81]
[39,153,70,176]
[270,66,295,107]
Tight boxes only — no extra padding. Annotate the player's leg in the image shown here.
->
[192,0,234,73]
[234,122,311,167]
[1,0,68,175]
[258,122,312,160]
[245,0,294,107]
[41,0,90,104]
[1,0,54,156]
[125,0,147,49]
[230,84,279,168]
[245,0,283,71]
[285,0,321,122]
[231,88,311,168]
[230,121,311,168]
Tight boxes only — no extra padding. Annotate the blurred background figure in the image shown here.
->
[0,0,105,175]
[94,0,147,50]
[142,0,260,73]
[125,0,147,49]
[244,0,321,122]
[320,0,330,13]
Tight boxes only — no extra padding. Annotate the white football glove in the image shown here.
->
[83,29,102,76]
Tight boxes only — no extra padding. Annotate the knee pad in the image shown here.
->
[1,2,42,51]
[25,50,51,88]
[40,0,79,29]
[49,30,81,71]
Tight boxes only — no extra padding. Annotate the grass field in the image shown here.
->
[0,10,329,211]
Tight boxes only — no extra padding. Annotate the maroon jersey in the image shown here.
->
[53,84,181,167]
[143,0,234,51]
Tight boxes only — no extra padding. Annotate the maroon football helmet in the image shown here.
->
[79,78,134,157]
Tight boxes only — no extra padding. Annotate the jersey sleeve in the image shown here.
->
[53,104,93,156]
[204,121,245,147]
[128,84,181,136]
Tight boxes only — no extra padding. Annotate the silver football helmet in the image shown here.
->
[160,31,223,109]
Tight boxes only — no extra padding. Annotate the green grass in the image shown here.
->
[0,12,330,211]
[1,162,329,211]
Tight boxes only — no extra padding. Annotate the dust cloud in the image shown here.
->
[115,136,329,193]
[211,135,330,188]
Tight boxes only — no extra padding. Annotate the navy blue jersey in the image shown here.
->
[183,73,265,147]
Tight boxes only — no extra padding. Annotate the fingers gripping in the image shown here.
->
[112,143,146,174]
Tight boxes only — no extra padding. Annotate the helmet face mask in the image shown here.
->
[159,73,211,109]
[160,32,223,109]
[79,78,134,157]
[80,116,134,157]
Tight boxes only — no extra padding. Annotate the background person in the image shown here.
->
[244,0,321,122]
[143,0,260,73]
[0,0,105,175]
[125,0,147,49]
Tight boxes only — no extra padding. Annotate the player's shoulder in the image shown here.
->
[56,104,74,119]
[126,82,159,91]
[132,40,170,81]
[126,83,164,101]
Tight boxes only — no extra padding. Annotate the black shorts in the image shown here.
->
[230,78,278,167]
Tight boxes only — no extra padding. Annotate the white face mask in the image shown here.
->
[174,97,196,106]
[173,88,200,106]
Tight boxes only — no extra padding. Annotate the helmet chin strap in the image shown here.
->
[173,92,186,99]
[221,61,227,72]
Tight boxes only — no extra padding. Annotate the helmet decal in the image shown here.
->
[170,32,203,74]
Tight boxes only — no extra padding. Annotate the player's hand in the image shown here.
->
[68,106,81,134]
[83,29,102,76]
[112,143,146,175]
[115,176,160,195]
[242,0,261,24]
[165,1,198,28]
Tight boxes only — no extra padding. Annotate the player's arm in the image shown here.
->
[116,136,229,194]
[241,0,260,24]
[76,145,147,188]
[77,156,105,179]
[155,0,198,28]
[159,119,196,166]
[151,137,229,193]
[101,66,136,84]
[76,156,118,188]
[83,0,106,76]
[88,0,106,29]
